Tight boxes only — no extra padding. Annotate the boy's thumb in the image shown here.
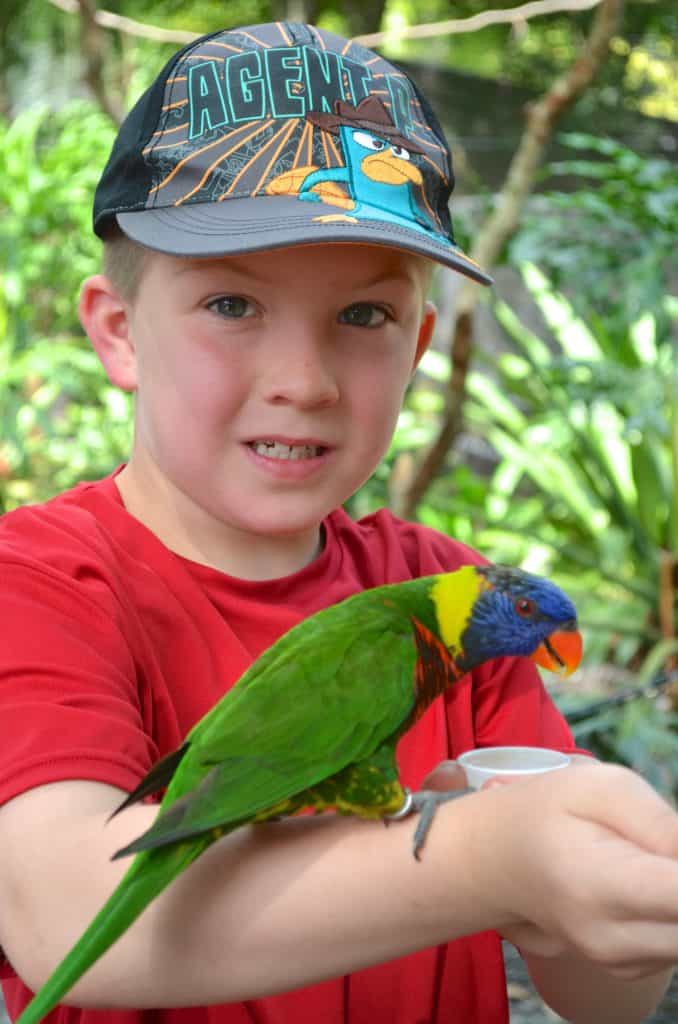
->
[420,760,468,793]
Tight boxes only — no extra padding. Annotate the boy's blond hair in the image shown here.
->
[102,226,148,304]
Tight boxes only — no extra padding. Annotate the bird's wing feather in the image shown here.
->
[132,603,419,848]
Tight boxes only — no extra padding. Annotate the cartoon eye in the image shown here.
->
[514,598,536,618]
[352,130,387,151]
[391,145,411,160]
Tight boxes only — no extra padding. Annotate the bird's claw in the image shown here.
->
[385,786,473,860]
[411,787,472,860]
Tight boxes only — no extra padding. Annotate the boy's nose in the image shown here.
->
[259,333,340,409]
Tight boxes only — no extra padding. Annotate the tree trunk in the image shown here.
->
[77,0,122,125]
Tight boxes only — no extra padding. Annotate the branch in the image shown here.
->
[44,0,604,46]
[659,553,677,697]
[355,0,603,47]
[564,670,678,725]
[47,0,198,44]
[392,0,625,519]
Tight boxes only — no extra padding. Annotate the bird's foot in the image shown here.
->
[385,786,472,860]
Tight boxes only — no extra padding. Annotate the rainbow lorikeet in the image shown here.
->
[15,564,581,1024]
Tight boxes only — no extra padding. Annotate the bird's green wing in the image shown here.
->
[121,599,421,852]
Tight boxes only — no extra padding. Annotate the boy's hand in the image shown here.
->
[422,758,677,1019]
[462,763,678,979]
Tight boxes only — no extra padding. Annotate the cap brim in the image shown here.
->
[116,196,492,286]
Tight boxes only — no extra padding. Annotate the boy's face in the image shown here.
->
[86,242,435,577]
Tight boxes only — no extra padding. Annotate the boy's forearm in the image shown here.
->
[0,783,512,1008]
[524,948,673,1024]
[145,806,498,1005]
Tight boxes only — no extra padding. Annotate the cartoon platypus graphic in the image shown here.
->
[266,96,442,237]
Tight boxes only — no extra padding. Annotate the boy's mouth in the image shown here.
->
[247,440,327,461]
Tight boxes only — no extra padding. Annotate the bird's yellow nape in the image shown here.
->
[430,566,485,652]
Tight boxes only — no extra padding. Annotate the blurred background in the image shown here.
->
[0,3,677,1016]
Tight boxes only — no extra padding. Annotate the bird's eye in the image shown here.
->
[391,145,411,160]
[515,598,536,618]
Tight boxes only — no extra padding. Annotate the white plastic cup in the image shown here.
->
[457,745,571,790]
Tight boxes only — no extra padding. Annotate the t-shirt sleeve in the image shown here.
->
[0,560,157,808]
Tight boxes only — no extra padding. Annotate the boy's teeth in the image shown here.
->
[250,441,321,460]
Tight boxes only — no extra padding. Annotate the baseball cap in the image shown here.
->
[94,21,492,285]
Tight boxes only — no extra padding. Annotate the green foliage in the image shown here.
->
[423,280,678,788]
[397,136,678,659]
[513,132,677,334]
[0,102,132,510]
[358,134,678,791]
[467,264,675,648]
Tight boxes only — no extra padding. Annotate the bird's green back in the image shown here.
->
[144,577,440,843]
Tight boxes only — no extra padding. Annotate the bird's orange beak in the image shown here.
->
[531,628,583,677]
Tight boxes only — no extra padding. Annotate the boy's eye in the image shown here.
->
[207,295,254,319]
[338,303,389,328]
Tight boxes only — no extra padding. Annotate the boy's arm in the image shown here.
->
[1,765,678,1018]
[3,777,505,1006]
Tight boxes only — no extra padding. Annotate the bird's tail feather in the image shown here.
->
[15,834,214,1024]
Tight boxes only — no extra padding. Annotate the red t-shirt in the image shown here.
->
[0,469,579,1024]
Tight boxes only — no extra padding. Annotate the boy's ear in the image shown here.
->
[78,275,138,392]
[412,300,437,371]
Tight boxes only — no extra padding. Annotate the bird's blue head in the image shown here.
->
[456,565,581,675]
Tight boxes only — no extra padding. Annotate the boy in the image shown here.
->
[0,20,676,1024]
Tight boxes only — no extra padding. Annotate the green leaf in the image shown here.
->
[467,373,527,433]
[521,263,601,360]
[630,441,669,546]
